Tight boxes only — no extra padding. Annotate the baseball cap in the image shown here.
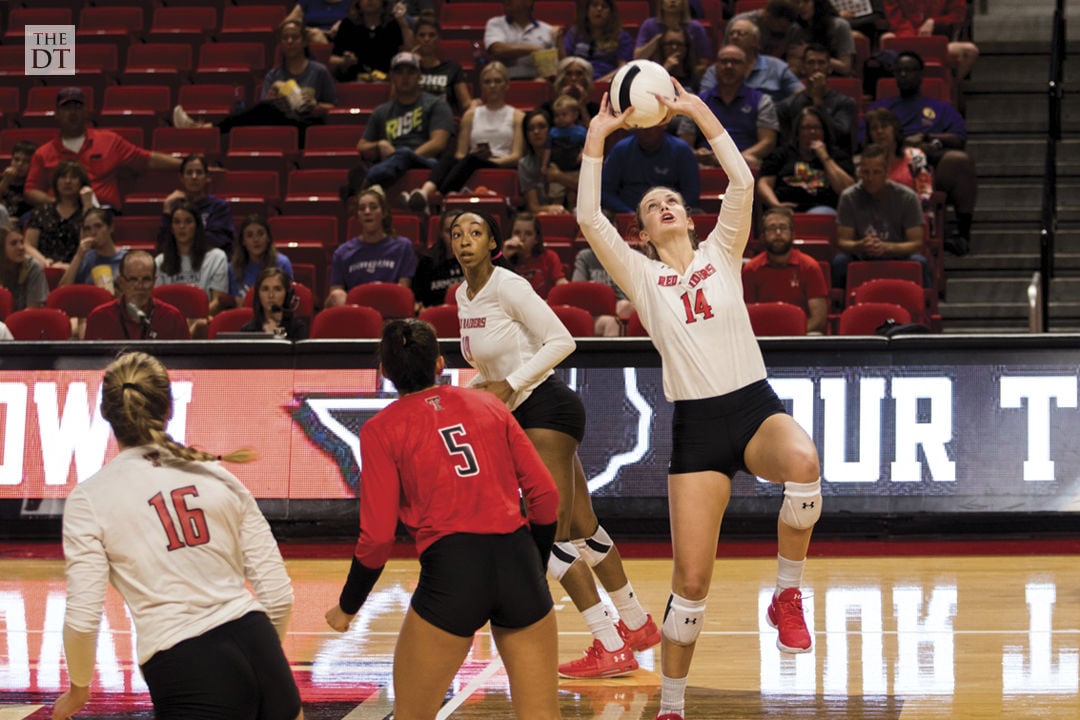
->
[56,87,86,107]
[390,52,420,70]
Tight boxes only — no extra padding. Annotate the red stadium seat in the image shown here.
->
[327,82,391,124]
[153,284,210,321]
[121,43,193,98]
[193,41,268,88]
[310,305,383,338]
[837,301,911,335]
[214,170,280,216]
[547,281,617,317]
[99,85,172,132]
[282,168,348,218]
[346,282,415,320]
[178,84,247,124]
[845,260,923,305]
[302,125,365,169]
[3,8,73,44]
[43,266,65,292]
[537,214,581,241]
[46,285,115,321]
[851,278,927,326]
[20,86,96,128]
[699,168,730,214]
[269,215,340,247]
[418,304,461,338]
[792,213,837,243]
[444,282,463,306]
[5,308,71,340]
[471,168,521,207]
[152,127,222,163]
[746,302,807,336]
[550,305,595,337]
[219,5,288,40]
[625,311,648,337]
[226,126,299,177]
[208,307,255,338]
[0,287,12,320]
[147,6,219,45]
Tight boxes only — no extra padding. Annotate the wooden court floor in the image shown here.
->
[2,550,1080,719]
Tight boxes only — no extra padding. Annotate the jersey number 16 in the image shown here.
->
[149,486,211,551]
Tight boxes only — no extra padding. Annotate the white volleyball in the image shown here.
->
[609,60,677,128]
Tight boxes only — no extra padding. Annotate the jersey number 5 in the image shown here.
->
[680,289,715,324]
[438,424,480,477]
[149,486,210,551]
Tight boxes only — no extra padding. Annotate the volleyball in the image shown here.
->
[609,60,677,128]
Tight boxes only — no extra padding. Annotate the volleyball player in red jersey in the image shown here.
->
[325,318,562,720]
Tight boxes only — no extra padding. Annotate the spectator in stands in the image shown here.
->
[865,107,933,206]
[561,0,633,81]
[794,0,855,76]
[677,45,778,171]
[0,140,36,228]
[634,0,712,77]
[412,209,464,308]
[519,109,572,215]
[864,50,976,255]
[155,203,231,336]
[85,251,190,341]
[572,246,637,336]
[502,212,566,298]
[777,43,857,152]
[649,26,701,93]
[326,188,417,307]
[832,144,929,289]
[538,57,599,124]
[286,0,351,44]
[158,155,235,254]
[230,215,293,304]
[743,206,829,334]
[540,95,587,208]
[601,124,700,214]
[24,160,95,270]
[240,267,309,340]
[351,52,454,194]
[25,88,182,212]
[841,0,888,53]
[174,20,336,147]
[0,227,47,312]
[484,0,559,81]
[402,62,525,213]
[700,18,803,103]
[0,321,11,341]
[757,106,854,214]
[58,209,126,293]
[415,18,473,117]
[330,0,414,81]
[880,0,979,80]
[734,0,804,60]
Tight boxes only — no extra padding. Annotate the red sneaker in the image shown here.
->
[616,615,661,651]
[766,588,812,653]
[558,639,638,678]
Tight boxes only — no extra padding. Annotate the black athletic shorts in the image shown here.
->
[669,379,787,477]
[140,611,300,720]
[512,374,586,443]
[411,527,554,637]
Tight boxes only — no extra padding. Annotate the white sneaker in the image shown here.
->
[172,105,198,129]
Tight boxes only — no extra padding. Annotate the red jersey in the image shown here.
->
[354,384,558,569]
[513,249,566,299]
[742,248,828,312]
[26,129,151,209]
[85,299,191,341]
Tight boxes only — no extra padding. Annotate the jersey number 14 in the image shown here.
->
[680,289,715,323]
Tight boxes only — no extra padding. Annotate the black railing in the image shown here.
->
[1039,0,1066,330]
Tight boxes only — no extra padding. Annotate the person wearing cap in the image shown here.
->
[352,51,453,194]
[485,0,559,80]
[24,88,182,212]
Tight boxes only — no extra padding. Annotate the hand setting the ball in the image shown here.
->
[609,60,678,128]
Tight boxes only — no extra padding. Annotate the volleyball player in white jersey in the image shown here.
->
[53,352,301,720]
[451,210,661,679]
[577,85,823,720]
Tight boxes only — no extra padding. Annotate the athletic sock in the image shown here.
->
[659,673,687,716]
[776,554,805,596]
[583,602,624,651]
[608,582,649,631]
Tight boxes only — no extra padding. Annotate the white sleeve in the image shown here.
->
[204,250,230,295]
[575,155,648,303]
[237,485,294,641]
[502,279,575,393]
[703,132,755,261]
[61,488,107,678]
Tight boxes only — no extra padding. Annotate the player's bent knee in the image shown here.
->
[547,541,581,581]
[571,525,612,567]
[779,478,822,530]
[661,593,706,646]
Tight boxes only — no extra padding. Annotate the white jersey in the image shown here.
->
[455,266,575,410]
[62,446,293,664]
[577,132,766,402]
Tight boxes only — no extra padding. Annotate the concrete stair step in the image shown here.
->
[964,55,1058,94]
[968,138,1080,177]
[965,94,1080,134]
[974,180,1080,222]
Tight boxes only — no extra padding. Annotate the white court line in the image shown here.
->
[0,706,43,720]
[340,686,394,720]
[436,658,505,720]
